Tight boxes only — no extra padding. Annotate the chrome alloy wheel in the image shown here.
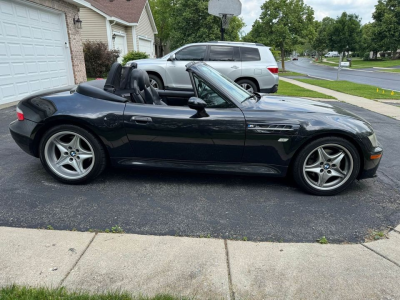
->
[150,79,159,89]
[303,144,353,191]
[240,83,254,93]
[44,131,95,180]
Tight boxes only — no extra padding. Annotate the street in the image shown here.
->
[1,102,399,243]
[283,58,400,91]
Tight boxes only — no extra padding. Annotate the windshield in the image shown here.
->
[193,64,253,103]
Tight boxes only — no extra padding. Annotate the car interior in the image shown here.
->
[76,62,195,106]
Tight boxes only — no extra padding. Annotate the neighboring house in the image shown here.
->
[75,0,158,62]
[0,0,87,105]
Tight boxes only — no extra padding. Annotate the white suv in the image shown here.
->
[126,41,279,93]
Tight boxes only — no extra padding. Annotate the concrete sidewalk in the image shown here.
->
[1,226,400,299]
[280,77,400,120]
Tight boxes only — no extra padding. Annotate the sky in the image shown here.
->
[240,0,378,34]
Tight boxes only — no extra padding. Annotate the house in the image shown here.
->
[0,0,87,105]
[75,0,158,61]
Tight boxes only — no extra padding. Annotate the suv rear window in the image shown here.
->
[175,46,207,61]
[240,47,261,61]
[209,46,240,61]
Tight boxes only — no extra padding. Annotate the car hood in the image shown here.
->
[133,58,165,65]
[243,95,369,123]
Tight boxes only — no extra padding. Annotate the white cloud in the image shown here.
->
[239,0,377,34]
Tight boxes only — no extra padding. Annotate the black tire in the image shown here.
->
[39,124,107,184]
[236,79,258,93]
[292,136,360,196]
[148,74,164,90]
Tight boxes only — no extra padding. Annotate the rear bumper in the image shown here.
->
[260,84,278,94]
[9,119,39,157]
[358,145,383,180]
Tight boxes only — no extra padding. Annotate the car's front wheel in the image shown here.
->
[293,137,360,196]
[39,125,107,184]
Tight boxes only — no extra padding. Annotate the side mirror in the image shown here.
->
[188,97,209,118]
[188,97,207,111]
[168,54,176,61]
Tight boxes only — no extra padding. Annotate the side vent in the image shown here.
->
[247,124,299,134]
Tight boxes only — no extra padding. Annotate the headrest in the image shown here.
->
[130,69,148,90]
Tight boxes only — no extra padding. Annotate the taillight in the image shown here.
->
[16,107,24,121]
[267,67,279,74]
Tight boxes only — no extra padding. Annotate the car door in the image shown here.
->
[123,88,245,162]
[206,46,242,81]
[165,45,207,90]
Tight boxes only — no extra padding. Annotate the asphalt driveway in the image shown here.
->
[0,102,399,243]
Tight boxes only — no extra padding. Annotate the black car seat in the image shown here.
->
[104,62,138,95]
[130,69,166,105]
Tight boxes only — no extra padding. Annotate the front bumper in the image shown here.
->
[358,145,383,180]
[9,119,39,157]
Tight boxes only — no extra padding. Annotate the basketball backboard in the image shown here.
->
[208,0,242,17]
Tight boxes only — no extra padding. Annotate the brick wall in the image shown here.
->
[27,0,87,83]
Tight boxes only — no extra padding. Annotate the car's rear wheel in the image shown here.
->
[293,137,360,196]
[39,125,106,184]
[236,79,258,93]
[149,74,164,90]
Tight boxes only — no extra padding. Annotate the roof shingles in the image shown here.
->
[84,0,147,24]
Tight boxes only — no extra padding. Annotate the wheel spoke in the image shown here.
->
[56,156,70,167]
[330,168,346,178]
[317,147,331,162]
[305,166,321,174]
[317,171,330,187]
[53,139,68,153]
[71,159,84,174]
[68,135,80,150]
[331,152,345,166]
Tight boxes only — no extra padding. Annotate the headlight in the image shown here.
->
[368,133,379,147]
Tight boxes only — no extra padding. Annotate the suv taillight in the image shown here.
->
[16,107,24,121]
[267,67,279,74]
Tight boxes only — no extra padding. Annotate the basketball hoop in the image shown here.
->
[221,14,233,29]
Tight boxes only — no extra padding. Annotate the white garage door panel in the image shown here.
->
[139,38,153,57]
[0,0,73,104]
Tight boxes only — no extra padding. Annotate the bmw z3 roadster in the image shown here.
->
[9,62,383,195]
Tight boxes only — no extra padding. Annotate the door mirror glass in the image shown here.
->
[168,54,176,61]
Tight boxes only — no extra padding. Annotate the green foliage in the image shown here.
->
[251,0,315,71]
[312,17,335,60]
[83,41,119,78]
[0,285,187,300]
[317,236,328,244]
[372,0,400,57]
[169,0,245,50]
[111,225,124,234]
[363,52,371,61]
[328,12,361,55]
[122,51,149,66]
[149,0,174,56]
[46,225,54,230]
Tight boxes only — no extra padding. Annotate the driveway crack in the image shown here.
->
[224,240,235,300]
[361,243,400,268]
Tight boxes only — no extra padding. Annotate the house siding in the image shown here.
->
[112,23,127,35]
[79,8,108,44]
[126,27,134,52]
[25,0,86,83]
[136,8,155,55]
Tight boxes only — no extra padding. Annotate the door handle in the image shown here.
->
[131,116,152,124]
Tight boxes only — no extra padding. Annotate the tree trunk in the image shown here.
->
[280,44,285,72]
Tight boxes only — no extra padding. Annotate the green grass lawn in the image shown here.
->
[276,80,336,99]
[0,285,186,300]
[279,70,305,77]
[87,77,97,81]
[296,79,400,100]
[322,57,400,69]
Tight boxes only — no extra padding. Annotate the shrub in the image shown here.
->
[83,41,119,78]
[363,52,370,61]
[122,51,149,66]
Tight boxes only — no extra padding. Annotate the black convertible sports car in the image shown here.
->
[9,62,382,195]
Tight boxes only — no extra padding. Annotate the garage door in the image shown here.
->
[0,0,73,104]
[139,38,153,57]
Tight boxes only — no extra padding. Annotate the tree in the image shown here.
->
[328,12,361,57]
[359,23,380,59]
[149,0,175,57]
[169,0,245,50]
[257,0,315,71]
[373,0,400,59]
[312,17,335,61]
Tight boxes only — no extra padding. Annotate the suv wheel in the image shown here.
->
[237,79,258,93]
[149,74,164,90]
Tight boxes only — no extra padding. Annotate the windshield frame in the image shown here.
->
[187,63,254,106]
